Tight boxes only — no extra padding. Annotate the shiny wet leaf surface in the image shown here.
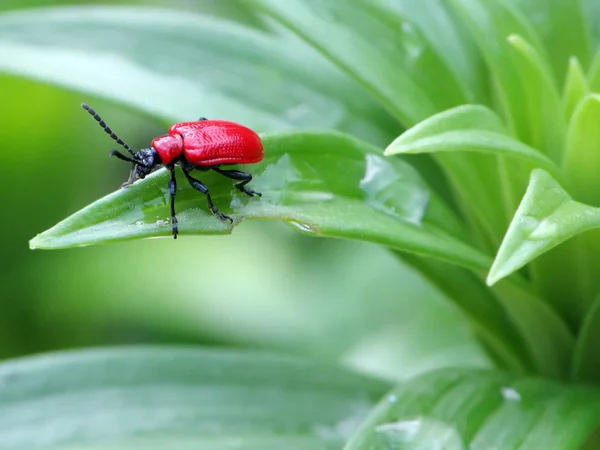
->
[31,131,489,271]
[345,368,600,450]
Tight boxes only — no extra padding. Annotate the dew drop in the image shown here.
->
[501,387,521,402]
[359,153,428,224]
[374,418,463,449]
[288,221,317,234]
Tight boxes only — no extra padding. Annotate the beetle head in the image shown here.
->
[109,147,160,186]
[134,148,160,179]
[110,147,160,186]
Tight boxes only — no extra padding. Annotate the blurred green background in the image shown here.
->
[0,0,487,380]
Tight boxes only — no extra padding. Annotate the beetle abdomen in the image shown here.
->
[172,121,263,167]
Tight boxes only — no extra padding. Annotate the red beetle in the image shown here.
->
[82,103,263,239]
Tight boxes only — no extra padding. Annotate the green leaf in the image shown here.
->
[447,0,552,147]
[0,347,389,449]
[402,252,573,380]
[544,94,600,322]
[588,48,600,93]
[562,57,591,121]
[30,131,490,272]
[244,0,468,126]
[191,0,267,30]
[489,279,574,380]
[487,169,600,286]
[385,105,560,249]
[504,0,592,83]
[425,268,572,385]
[563,94,600,206]
[345,368,600,449]
[521,94,600,327]
[573,291,600,382]
[385,105,508,144]
[398,253,531,374]
[585,0,600,54]
[374,0,489,104]
[385,105,560,176]
[505,34,566,162]
[0,6,395,144]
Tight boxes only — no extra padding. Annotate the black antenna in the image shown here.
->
[81,103,136,157]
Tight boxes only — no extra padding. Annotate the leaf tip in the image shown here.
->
[485,269,503,287]
[568,55,581,68]
[29,231,57,250]
[506,34,518,43]
[506,34,524,46]
[29,236,45,250]
[383,141,406,156]
[28,237,38,250]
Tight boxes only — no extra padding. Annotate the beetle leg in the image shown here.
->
[212,167,262,197]
[168,165,179,239]
[182,168,233,223]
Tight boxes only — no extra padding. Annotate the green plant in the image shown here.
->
[2,0,600,448]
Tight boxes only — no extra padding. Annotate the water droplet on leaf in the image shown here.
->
[374,417,463,449]
[288,221,317,233]
[501,386,521,402]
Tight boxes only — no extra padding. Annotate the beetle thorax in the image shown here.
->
[152,134,184,165]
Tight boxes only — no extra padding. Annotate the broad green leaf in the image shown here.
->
[30,131,489,272]
[562,57,591,121]
[0,6,395,145]
[505,0,592,83]
[0,347,389,449]
[487,169,600,286]
[385,105,560,249]
[573,291,600,382]
[563,94,600,206]
[345,368,600,449]
[386,107,560,176]
[378,0,489,104]
[245,0,468,126]
[506,34,565,162]
[448,0,551,146]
